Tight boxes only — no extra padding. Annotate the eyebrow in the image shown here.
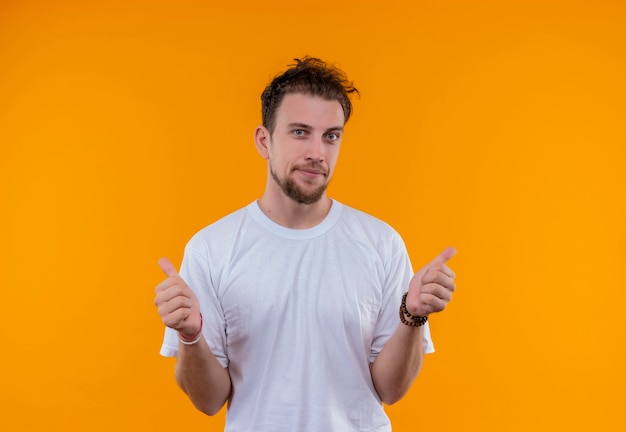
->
[287,122,344,133]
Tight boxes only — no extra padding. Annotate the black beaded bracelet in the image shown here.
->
[399,292,428,327]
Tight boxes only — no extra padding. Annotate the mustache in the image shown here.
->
[292,162,328,176]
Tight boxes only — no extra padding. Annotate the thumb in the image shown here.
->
[432,246,457,264]
[158,257,179,278]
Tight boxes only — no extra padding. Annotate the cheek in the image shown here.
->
[269,153,291,174]
[326,148,340,168]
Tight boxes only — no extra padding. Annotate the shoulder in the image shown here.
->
[337,202,400,234]
[185,204,252,253]
[334,202,406,249]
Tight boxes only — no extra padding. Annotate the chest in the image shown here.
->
[215,236,386,348]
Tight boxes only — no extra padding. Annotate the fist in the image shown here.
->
[406,247,457,317]
[154,257,201,339]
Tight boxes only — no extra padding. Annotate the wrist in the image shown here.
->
[399,292,428,327]
[178,313,203,345]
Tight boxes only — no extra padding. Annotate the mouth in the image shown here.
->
[301,168,324,175]
[294,168,327,180]
[293,163,327,177]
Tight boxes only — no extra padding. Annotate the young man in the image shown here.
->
[155,57,457,431]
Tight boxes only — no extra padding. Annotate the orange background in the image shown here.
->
[1,0,624,430]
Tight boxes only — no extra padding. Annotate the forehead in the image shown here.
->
[275,93,345,128]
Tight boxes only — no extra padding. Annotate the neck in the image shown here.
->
[257,190,332,229]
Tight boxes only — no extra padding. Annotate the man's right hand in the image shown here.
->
[155,257,202,339]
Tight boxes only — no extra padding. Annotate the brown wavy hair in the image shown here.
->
[261,56,359,134]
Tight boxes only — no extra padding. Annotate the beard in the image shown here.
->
[270,163,329,205]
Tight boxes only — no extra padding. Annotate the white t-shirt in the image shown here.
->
[161,200,434,431]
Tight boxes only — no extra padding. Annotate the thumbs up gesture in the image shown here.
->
[154,257,202,339]
[405,247,457,318]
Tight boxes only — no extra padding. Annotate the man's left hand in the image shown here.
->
[406,247,457,317]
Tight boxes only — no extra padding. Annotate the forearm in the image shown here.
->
[175,338,232,416]
[370,323,425,405]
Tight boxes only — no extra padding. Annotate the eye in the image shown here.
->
[325,132,341,141]
[293,129,306,137]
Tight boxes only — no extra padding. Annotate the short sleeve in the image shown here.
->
[368,234,434,363]
[159,242,230,368]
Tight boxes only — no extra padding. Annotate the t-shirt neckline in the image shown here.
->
[247,199,343,240]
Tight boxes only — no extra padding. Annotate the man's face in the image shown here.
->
[267,93,345,205]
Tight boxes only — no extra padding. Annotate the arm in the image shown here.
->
[370,322,426,405]
[370,247,457,405]
[155,257,231,416]
[174,336,231,416]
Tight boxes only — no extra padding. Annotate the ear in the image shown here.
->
[254,125,271,160]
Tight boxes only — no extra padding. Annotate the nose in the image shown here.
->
[305,135,324,163]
